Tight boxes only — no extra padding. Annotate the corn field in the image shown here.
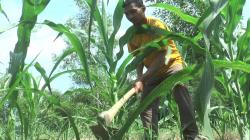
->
[0,0,249,140]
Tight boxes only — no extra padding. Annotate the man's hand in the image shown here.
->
[134,80,144,94]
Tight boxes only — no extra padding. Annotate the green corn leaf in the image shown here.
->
[108,0,124,55]
[116,54,133,81]
[31,74,38,90]
[214,76,227,95]
[23,75,36,118]
[110,0,124,43]
[0,2,9,22]
[143,25,206,54]
[209,22,231,59]
[115,26,136,63]
[44,20,92,88]
[149,3,199,25]
[23,51,41,72]
[202,12,225,51]
[87,0,97,55]
[34,62,52,94]
[241,73,250,97]
[197,1,226,52]
[108,0,124,72]
[237,19,250,61]
[115,24,205,68]
[55,106,80,140]
[16,103,25,139]
[102,0,108,42]
[112,65,202,139]
[194,32,203,42]
[62,88,92,97]
[48,48,74,78]
[20,72,36,138]
[101,0,116,73]
[197,0,228,33]
[85,0,109,51]
[194,53,214,122]
[53,32,63,42]
[0,70,23,108]
[208,106,233,114]
[193,53,215,138]
[195,5,212,30]
[50,69,84,83]
[85,0,116,73]
[2,52,26,110]
[213,60,250,73]
[203,109,214,139]
[42,93,60,106]
[21,72,32,96]
[121,37,168,79]
[124,44,159,73]
[0,23,19,35]
[92,52,110,76]
[116,24,206,88]
[41,69,84,90]
[224,0,246,43]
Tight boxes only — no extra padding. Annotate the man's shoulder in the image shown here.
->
[146,16,162,21]
[146,17,167,28]
[146,17,164,24]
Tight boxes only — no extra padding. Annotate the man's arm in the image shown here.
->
[134,50,167,93]
[139,50,166,82]
[136,62,144,79]
[134,62,144,93]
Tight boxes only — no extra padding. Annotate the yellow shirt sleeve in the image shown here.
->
[148,18,170,51]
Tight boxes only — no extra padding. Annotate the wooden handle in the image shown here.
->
[98,88,136,124]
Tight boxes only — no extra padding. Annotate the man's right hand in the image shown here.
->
[134,80,144,94]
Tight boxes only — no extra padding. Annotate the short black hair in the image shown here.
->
[123,0,144,8]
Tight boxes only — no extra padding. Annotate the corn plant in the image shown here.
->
[1,0,249,139]
[84,0,131,106]
[1,0,50,139]
[0,0,93,139]
[103,0,250,139]
[0,1,9,22]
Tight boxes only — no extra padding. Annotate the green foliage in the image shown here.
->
[112,66,201,139]
[44,20,91,88]
[150,3,198,25]
[1,0,250,139]
[112,0,250,139]
[0,1,9,22]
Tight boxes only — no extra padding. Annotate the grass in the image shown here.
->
[67,129,240,140]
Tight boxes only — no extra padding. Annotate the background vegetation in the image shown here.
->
[0,0,249,139]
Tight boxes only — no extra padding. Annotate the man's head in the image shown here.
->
[123,0,146,26]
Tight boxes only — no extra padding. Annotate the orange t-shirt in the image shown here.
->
[127,17,183,76]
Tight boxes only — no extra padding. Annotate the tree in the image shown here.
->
[146,0,206,36]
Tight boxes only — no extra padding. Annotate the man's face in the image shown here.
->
[124,3,145,26]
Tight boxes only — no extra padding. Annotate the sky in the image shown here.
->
[0,0,250,93]
[0,0,79,92]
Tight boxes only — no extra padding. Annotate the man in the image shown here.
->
[123,0,199,139]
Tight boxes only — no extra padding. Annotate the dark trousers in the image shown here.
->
[140,65,198,140]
